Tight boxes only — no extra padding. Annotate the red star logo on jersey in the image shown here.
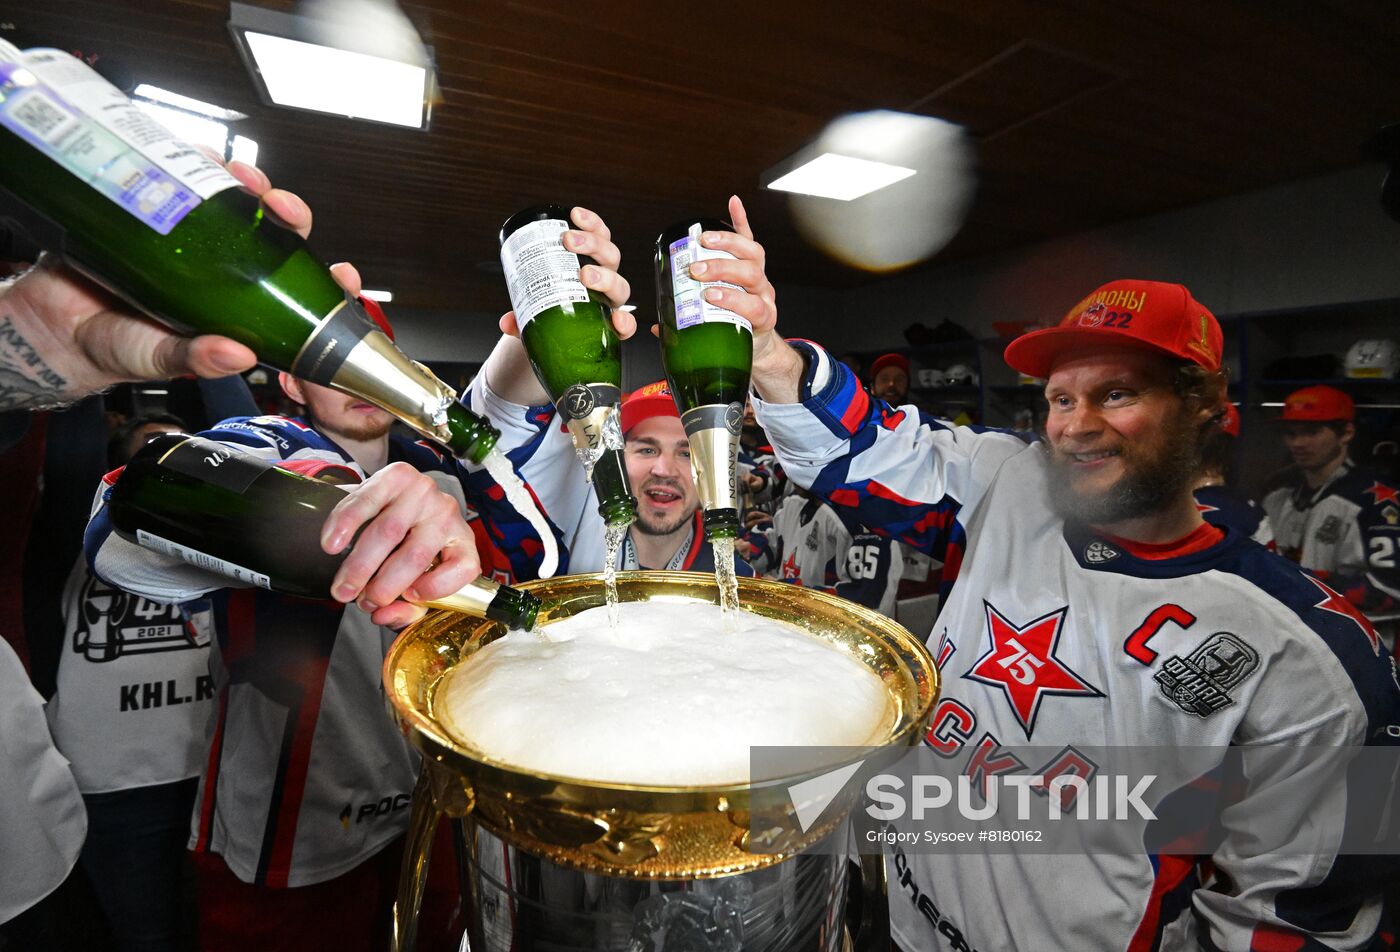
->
[780,552,801,583]
[1304,573,1380,654]
[963,603,1103,739]
[1365,481,1400,506]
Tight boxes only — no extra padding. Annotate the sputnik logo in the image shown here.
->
[788,759,866,834]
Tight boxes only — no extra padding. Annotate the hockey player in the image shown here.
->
[82,370,543,951]
[738,401,782,511]
[1194,402,1273,547]
[1263,385,1400,618]
[608,381,757,574]
[741,490,901,616]
[870,352,911,403]
[688,195,1400,950]
[470,363,756,575]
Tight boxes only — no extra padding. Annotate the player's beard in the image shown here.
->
[1045,410,1203,527]
[634,478,695,538]
[307,406,394,443]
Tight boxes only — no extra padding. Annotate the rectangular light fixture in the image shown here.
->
[228,2,434,130]
[133,84,247,122]
[361,288,394,302]
[764,153,916,201]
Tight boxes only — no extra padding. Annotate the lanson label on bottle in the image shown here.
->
[0,46,238,234]
[668,223,750,331]
[501,217,591,328]
[159,437,265,494]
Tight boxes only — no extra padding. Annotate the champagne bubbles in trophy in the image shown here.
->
[767,110,977,273]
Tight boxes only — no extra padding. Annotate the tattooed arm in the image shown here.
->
[0,264,253,410]
[0,160,316,411]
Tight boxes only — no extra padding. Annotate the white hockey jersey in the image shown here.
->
[754,342,1400,952]
[1264,463,1400,616]
[746,494,902,616]
[46,554,215,793]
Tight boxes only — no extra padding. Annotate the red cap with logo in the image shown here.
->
[620,380,679,435]
[1003,279,1222,379]
[870,353,911,378]
[1281,385,1354,422]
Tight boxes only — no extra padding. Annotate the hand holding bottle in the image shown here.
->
[488,206,633,407]
[319,462,483,629]
[498,205,632,337]
[0,160,313,409]
[651,196,802,405]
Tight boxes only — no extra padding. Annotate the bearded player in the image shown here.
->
[689,196,1400,951]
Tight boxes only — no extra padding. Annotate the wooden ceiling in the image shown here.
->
[8,1,1400,314]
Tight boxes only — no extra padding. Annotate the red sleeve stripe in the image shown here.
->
[262,652,333,888]
[1127,854,1197,952]
[194,686,229,852]
[838,386,871,434]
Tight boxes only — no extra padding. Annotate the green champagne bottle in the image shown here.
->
[107,434,540,630]
[654,217,753,539]
[498,206,636,526]
[0,43,498,463]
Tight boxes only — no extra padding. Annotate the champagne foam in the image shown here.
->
[482,450,558,578]
[437,601,891,785]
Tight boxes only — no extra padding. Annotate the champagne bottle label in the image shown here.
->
[679,403,744,438]
[291,296,378,387]
[557,383,621,422]
[0,48,238,234]
[135,529,272,590]
[558,382,623,454]
[668,224,750,331]
[500,218,590,328]
[680,404,742,514]
[158,437,265,494]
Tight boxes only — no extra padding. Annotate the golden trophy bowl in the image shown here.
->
[384,571,939,951]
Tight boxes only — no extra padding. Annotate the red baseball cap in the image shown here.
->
[620,380,679,435]
[359,295,394,341]
[870,353,911,378]
[1219,402,1241,437]
[1281,385,1354,422]
[1003,279,1222,379]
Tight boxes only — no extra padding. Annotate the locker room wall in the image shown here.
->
[383,163,1400,372]
[840,163,1400,350]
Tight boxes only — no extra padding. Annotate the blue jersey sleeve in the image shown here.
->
[752,341,1027,557]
